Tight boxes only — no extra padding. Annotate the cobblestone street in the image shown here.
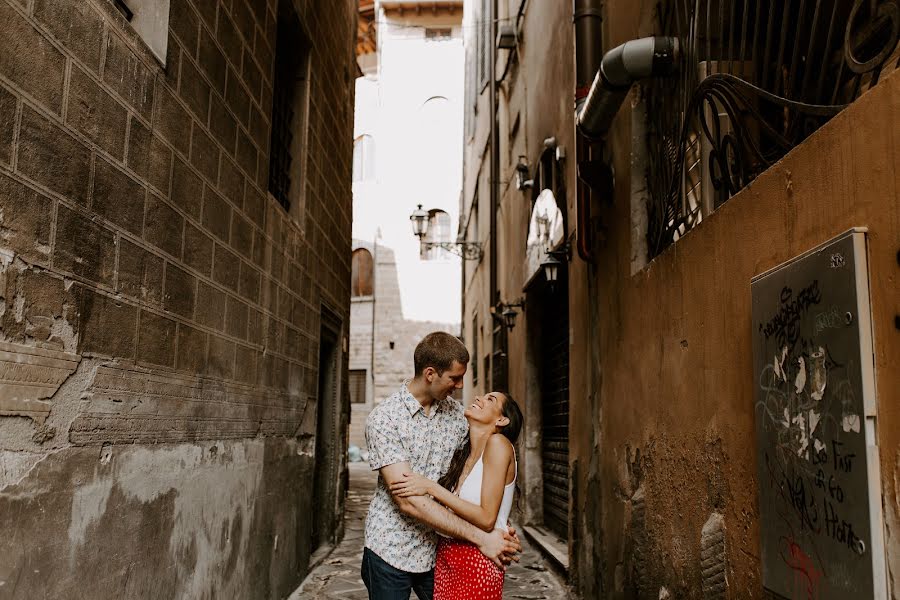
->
[291,463,570,599]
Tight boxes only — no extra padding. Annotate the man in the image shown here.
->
[362,332,521,599]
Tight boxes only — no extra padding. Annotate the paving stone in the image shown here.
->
[290,464,570,599]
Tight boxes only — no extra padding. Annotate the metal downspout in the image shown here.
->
[489,0,498,308]
[574,0,603,263]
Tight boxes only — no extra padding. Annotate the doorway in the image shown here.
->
[537,266,570,541]
[311,307,342,551]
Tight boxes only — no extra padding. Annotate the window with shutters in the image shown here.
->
[477,0,490,90]
[349,370,367,404]
[351,249,374,297]
[353,135,376,182]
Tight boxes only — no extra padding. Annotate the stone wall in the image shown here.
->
[0,0,356,597]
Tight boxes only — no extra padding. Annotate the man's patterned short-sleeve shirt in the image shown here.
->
[364,382,468,572]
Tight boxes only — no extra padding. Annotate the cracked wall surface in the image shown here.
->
[0,0,356,596]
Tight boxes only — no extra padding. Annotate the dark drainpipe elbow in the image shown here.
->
[577,36,679,140]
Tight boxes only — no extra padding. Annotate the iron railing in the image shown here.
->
[644,0,900,257]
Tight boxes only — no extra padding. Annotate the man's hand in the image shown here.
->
[477,528,522,568]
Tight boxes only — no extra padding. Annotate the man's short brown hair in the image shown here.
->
[414,331,470,376]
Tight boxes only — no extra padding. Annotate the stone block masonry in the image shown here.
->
[0,0,357,597]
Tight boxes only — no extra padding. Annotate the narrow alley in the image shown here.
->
[0,0,898,598]
[292,464,570,599]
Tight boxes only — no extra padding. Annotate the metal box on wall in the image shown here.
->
[751,229,885,599]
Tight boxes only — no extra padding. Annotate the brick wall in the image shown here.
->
[0,0,355,596]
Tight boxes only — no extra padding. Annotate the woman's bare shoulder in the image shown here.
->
[484,433,514,459]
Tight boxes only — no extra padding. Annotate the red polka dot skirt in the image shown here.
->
[434,537,504,600]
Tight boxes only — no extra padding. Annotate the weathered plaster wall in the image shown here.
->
[0,0,356,596]
[1,438,314,598]
[591,32,900,600]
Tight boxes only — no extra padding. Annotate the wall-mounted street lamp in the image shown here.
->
[497,24,517,50]
[515,157,533,191]
[494,298,525,331]
[409,204,483,261]
[540,241,571,289]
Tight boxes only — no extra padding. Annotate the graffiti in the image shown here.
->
[780,537,823,600]
[831,441,856,474]
[823,501,865,556]
[759,281,822,351]
[814,306,843,335]
[814,469,844,503]
[785,467,821,531]
[753,240,877,600]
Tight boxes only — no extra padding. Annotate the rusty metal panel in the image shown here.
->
[751,230,885,599]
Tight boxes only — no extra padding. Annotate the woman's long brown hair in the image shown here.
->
[438,392,523,492]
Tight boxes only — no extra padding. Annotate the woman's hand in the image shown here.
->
[389,471,433,498]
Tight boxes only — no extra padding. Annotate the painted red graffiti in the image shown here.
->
[781,538,823,600]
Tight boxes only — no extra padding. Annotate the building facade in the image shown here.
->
[348,0,464,450]
[0,0,356,597]
[462,0,900,598]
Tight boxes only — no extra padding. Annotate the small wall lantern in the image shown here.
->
[540,241,571,290]
[409,204,429,238]
[540,253,561,284]
[495,298,525,331]
[515,157,533,191]
[497,24,517,50]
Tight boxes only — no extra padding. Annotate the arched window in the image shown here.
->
[423,209,451,260]
[351,248,374,296]
[353,134,375,182]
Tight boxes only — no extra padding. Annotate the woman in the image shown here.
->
[390,391,523,599]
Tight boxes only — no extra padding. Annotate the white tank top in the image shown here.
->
[457,447,517,530]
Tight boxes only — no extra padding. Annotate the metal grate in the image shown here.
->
[268,4,310,213]
[539,266,570,540]
[349,370,366,404]
[269,71,294,211]
[644,0,900,258]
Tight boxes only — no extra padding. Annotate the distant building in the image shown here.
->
[0,0,356,596]
[349,0,465,450]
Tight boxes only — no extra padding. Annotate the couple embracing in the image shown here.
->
[362,331,524,599]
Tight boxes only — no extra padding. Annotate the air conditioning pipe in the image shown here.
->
[577,36,679,140]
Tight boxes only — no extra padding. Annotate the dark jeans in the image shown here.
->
[361,547,434,600]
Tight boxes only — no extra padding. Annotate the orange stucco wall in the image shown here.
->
[590,58,899,597]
